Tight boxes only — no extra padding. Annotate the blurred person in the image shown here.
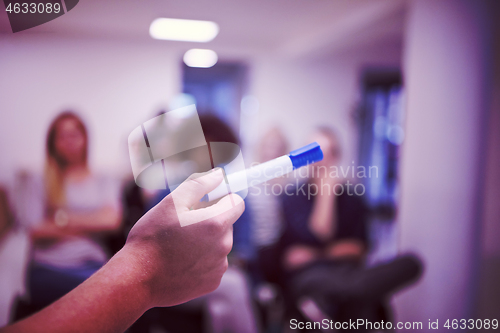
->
[0,187,15,242]
[0,186,22,325]
[119,113,259,333]
[1,169,245,333]
[278,127,422,328]
[192,114,259,333]
[247,127,289,284]
[197,114,255,266]
[250,127,288,250]
[243,127,291,332]
[16,112,122,317]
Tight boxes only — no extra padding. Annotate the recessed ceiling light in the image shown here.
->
[149,18,219,42]
[183,49,218,68]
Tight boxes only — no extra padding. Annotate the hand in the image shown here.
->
[283,244,321,271]
[324,239,365,261]
[122,168,245,308]
[0,169,245,333]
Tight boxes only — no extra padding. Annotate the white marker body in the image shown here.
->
[206,155,293,202]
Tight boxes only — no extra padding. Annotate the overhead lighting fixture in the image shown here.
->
[149,18,219,42]
[183,49,218,68]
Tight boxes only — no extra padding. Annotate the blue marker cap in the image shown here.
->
[288,142,323,169]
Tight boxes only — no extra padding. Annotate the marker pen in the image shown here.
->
[201,142,323,202]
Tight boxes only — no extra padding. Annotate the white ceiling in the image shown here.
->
[0,0,406,59]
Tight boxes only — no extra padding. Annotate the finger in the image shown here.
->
[170,168,224,211]
[221,227,234,255]
[187,193,245,226]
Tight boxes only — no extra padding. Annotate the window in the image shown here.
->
[182,62,247,131]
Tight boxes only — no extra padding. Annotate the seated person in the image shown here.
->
[247,127,289,285]
[18,112,121,316]
[278,127,422,325]
[2,169,246,333]
[118,113,259,333]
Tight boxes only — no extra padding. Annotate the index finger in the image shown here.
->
[170,168,225,212]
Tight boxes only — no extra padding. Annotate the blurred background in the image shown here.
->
[0,0,499,331]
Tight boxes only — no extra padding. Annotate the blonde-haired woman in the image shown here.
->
[24,112,121,314]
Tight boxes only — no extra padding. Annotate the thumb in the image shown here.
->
[187,193,245,226]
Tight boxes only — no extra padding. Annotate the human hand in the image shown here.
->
[283,244,321,271]
[121,168,245,308]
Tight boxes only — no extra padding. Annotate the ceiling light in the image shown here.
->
[150,18,219,42]
[183,49,218,68]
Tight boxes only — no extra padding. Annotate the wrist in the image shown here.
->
[106,246,155,312]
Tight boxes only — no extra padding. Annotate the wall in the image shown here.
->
[476,0,500,319]
[0,36,182,182]
[249,39,402,167]
[0,34,402,183]
[394,0,492,327]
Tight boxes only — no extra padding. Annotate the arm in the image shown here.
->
[324,195,368,261]
[283,178,338,270]
[283,244,322,270]
[63,206,122,231]
[324,239,365,260]
[308,178,338,242]
[2,169,244,333]
[283,240,365,270]
[3,249,150,333]
[31,206,122,241]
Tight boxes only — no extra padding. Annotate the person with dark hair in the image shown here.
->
[119,111,259,333]
[199,113,255,264]
[18,112,122,316]
[278,127,422,328]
